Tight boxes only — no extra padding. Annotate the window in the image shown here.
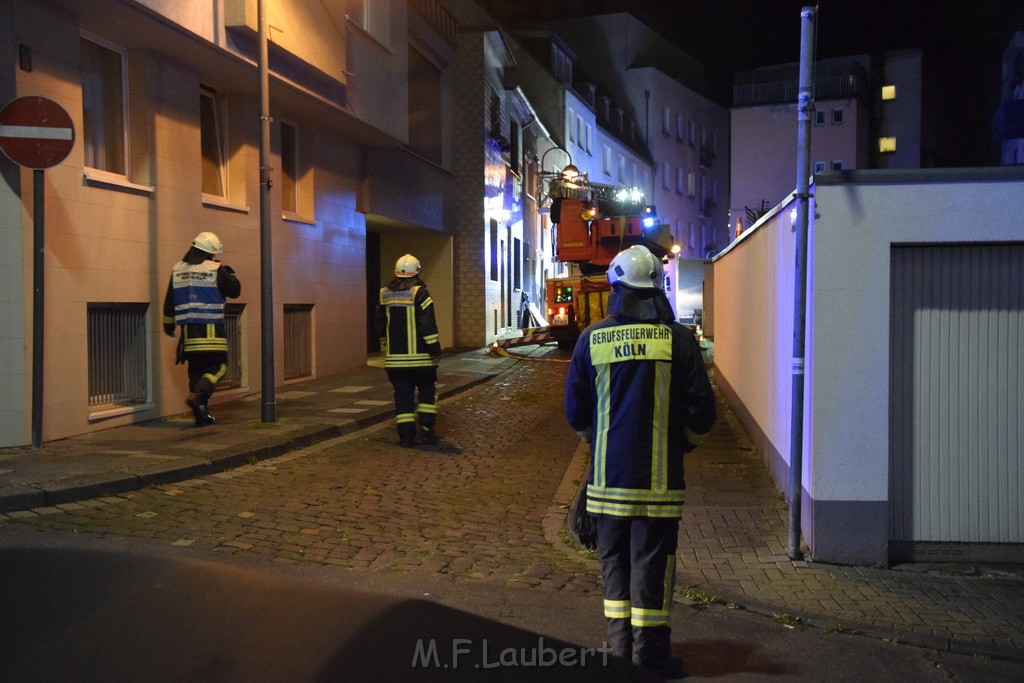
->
[584,124,591,153]
[200,86,226,198]
[831,160,843,170]
[283,304,313,380]
[576,115,584,147]
[220,304,245,390]
[687,171,696,198]
[568,108,575,143]
[618,155,626,183]
[879,137,897,153]
[603,145,612,176]
[280,121,298,213]
[687,119,696,146]
[662,108,670,135]
[881,85,897,100]
[87,303,148,411]
[832,107,844,124]
[675,114,684,141]
[490,219,498,281]
[815,110,826,125]
[675,167,684,194]
[513,238,521,290]
[509,120,520,175]
[662,162,670,190]
[408,47,443,165]
[348,0,390,45]
[80,34,127,175]
[814,161,826,173]
[688,222,697,249]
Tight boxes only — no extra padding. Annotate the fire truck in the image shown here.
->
[544,170,675,348]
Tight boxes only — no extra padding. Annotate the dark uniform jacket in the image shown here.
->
[565,313,716,519]
[162,249,241,353]
[374,277,441,368]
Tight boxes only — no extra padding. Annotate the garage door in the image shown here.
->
[890,244,1023,556]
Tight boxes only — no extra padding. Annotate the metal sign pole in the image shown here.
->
[787,6,817,561]
[31,169,44,449]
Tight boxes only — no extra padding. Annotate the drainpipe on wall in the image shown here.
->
[788,5,817,561]
[258,0,276,422]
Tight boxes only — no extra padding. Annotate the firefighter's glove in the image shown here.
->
[575,427,592,443]
[164,323,176,338]
[175,336,186,365]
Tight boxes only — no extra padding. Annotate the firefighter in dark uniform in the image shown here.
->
[163,231,241,426]
[565,245,716,680]
[374,254,442,447]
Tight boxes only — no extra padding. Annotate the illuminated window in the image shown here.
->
[879,137,897,153]
[881,85,896,100]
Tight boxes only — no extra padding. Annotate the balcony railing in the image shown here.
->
[733,73,868,106]
[409,0,457,46]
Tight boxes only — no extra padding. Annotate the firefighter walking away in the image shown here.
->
[163,231,241,426]
[374,254,443,447]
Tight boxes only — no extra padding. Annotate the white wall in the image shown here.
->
[811,171,1024,502]
[714,167,1024,564]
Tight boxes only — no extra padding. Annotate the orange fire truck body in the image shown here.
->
[544,175,674,348]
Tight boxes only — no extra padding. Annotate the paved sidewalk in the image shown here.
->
[2,344,1023,668]
[0,347,528,513]
[673,385,1024,663]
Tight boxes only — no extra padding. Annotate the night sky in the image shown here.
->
[478,0,1024,167]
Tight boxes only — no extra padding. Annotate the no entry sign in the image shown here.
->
[0,96,75,169]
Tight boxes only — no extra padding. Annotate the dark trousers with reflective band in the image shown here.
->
[386,367,437,441]
[596,516,678,666]
[186,351,228,404]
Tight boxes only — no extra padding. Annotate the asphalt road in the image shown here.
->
[1,359,1022,681]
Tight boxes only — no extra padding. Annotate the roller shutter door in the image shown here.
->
[890,244,1023,548]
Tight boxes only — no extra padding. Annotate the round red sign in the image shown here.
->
[0,96,75,169]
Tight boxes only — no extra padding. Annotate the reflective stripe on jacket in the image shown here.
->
[565,316,717,519]
[376,284,441,368]
[171,261,225,325]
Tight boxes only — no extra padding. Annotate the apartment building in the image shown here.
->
[0,0,459,445]
[730,50,930,234]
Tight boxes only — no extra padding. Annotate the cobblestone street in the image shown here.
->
[5,359,602,596]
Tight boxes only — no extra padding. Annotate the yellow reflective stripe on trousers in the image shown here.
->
[201,364,227,385]
[631,556,674,628]
[396,413,416,424]
[603,599,630,619]
[417,402,436,415]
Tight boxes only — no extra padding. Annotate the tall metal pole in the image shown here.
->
[258,0,276,422]
[787,6,817,561]
[31,169,44,449]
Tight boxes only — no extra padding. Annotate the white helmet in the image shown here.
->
[192,231,223,255]
[395,253,421,278]
[607,245,664,290]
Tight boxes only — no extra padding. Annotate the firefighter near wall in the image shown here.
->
[544,169,675,349]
